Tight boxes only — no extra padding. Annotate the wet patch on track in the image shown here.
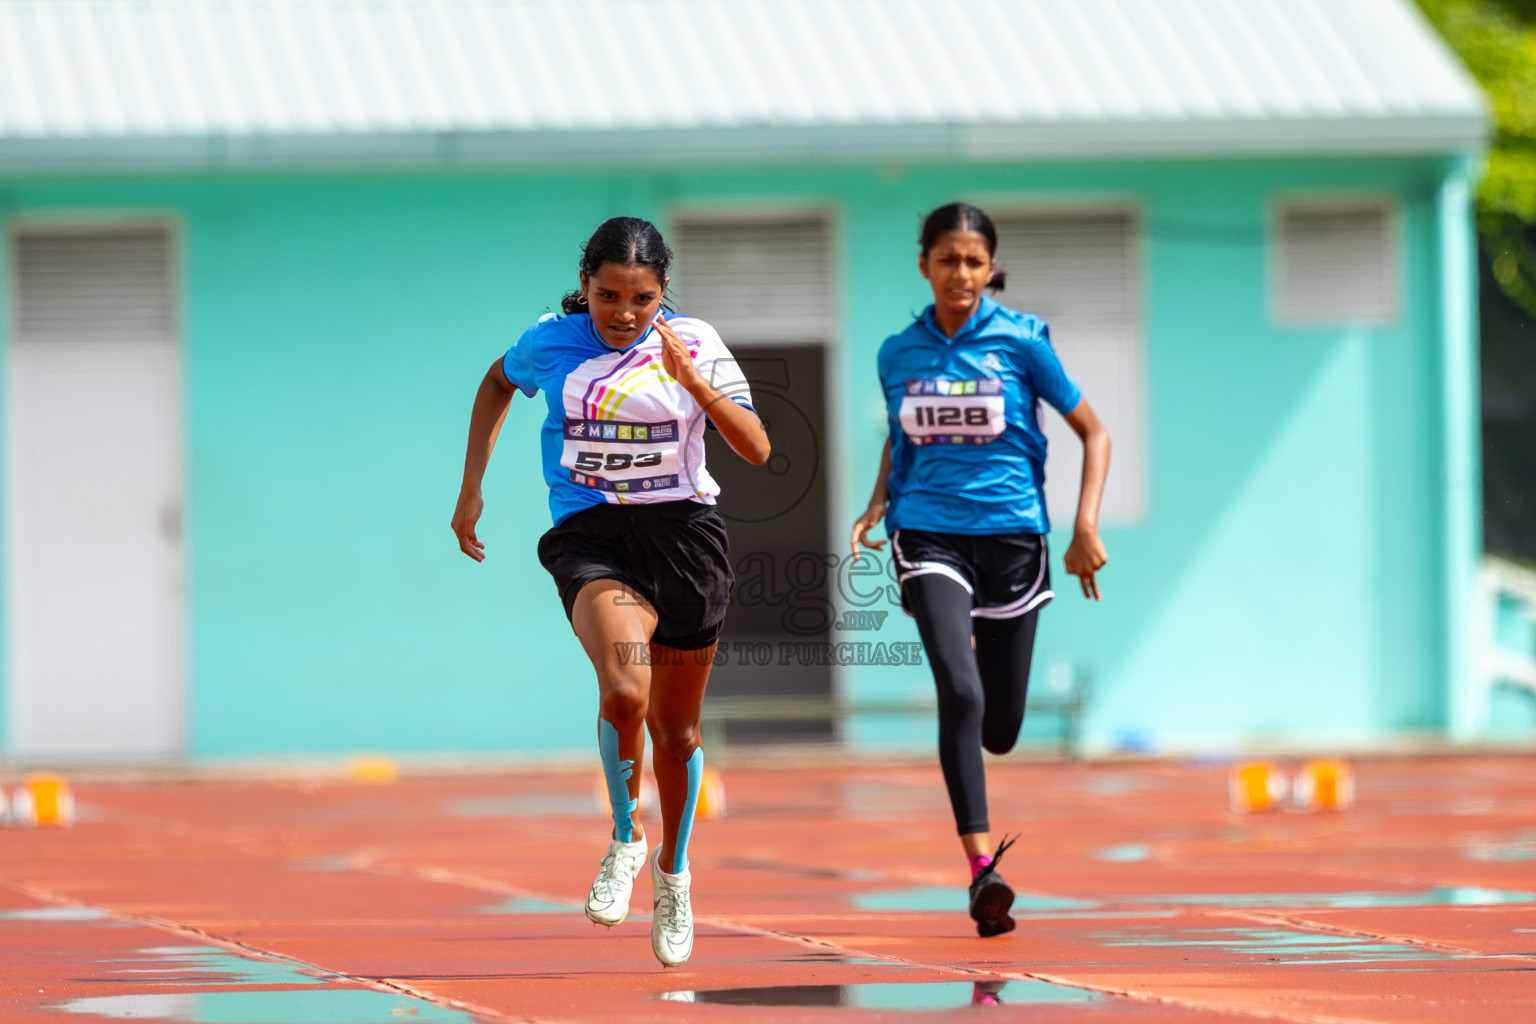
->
[658,978,1103,1009]
[54,988,477,1022]
[444,793,594,817]
[1,906,112,922]
[70,945,331,988]
[1091,926,1463,967]
[475,895,579,914]
[852,887,1097,913]
[850,884,1536,914]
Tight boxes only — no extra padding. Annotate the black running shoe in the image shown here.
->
[968,835,1017,938]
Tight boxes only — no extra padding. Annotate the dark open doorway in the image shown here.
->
[704,345,833,743]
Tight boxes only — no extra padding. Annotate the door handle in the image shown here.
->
[159,504,182,541]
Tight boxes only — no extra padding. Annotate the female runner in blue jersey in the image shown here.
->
[452,217,769,967]
[850,203,1110,940]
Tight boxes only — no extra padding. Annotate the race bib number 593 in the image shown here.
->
[561,418,681,494]
[898,378,1005,445]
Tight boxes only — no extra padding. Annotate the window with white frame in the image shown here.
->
[992,209,1146,526]
[1274,201,1397,325]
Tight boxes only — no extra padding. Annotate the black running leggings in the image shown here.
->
[903,572,1040,836]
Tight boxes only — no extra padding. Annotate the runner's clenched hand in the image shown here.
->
[652,315,705,391]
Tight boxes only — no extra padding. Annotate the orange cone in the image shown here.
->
[695,768,727,820]
[1229,761,1286,813]
[1294,759,1353,811]
[24,775,72,827]
[347,757,399,784]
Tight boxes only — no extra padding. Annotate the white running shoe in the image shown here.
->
[649,846,694,967]
[585,836,647,927]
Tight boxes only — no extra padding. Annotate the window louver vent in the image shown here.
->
[1275,203,1396,325]
[672,217,832,346]
[13,227,175,341]
[993,210,1146,525]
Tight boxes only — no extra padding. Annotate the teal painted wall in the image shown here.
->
[0,155,1469,759]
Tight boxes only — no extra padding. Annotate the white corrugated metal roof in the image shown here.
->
[0,0,1488,172]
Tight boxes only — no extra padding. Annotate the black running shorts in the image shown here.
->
[891,528,1052,620]
[537,500,733,650]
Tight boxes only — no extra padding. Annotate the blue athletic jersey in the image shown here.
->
[503,311,754,526]
[878,295,1082,535]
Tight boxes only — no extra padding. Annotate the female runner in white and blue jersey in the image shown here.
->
[452,217,770,967]
[850,203,1110,940]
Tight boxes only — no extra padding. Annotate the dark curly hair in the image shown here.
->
[560,217,674,314]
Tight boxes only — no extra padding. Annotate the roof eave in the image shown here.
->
[0,117,1490,177]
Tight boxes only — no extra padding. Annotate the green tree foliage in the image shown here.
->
[1417,0,1536,314]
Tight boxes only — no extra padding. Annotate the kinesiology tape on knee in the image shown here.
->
[670,748,704,875]
[597,719,638,843]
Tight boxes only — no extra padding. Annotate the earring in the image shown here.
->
[577,295,588,305]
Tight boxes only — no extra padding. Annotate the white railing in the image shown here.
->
[1463,556,1536,740]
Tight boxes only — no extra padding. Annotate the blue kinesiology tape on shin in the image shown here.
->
[671,748,704,874]
[597,719,638,843]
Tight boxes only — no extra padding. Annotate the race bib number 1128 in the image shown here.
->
[899,378,1005,445]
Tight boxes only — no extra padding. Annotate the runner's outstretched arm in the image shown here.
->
[1061,398,1110,599]
[850,438,893,560]
[451,359,516,562]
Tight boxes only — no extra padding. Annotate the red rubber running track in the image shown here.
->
[1,754,1533,1023]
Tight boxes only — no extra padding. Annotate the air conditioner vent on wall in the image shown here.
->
[12,227,176,341]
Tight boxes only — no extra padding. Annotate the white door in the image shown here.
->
[6,226,184,763]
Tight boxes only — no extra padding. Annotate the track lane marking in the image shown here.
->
[0,877,537,1024]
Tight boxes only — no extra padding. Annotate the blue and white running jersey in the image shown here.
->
[878,295,1082,535]
[503,311,754,526]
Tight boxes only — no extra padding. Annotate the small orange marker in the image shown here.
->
[1229,761,1286,813]
[347,757,400,784]
[25,774,73,827]
[1293,759,1353,811]
[695,768,726,820]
